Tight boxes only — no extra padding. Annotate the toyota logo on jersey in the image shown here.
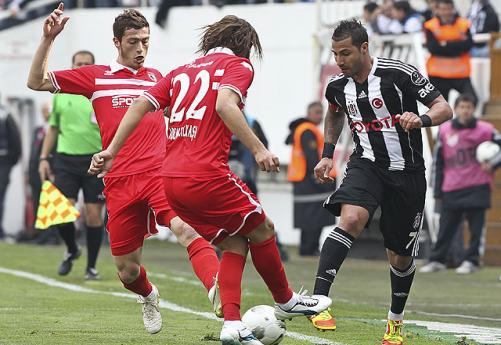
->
[350,114,400,133]
[371,98,383,109]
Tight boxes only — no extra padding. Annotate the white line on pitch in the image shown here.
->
[0,267,346,345]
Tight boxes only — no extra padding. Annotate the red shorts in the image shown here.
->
[104,170,177,256]
[163,172,266,244]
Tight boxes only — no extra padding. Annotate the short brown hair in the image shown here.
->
[113,9,149,41]
[197,15,262,59]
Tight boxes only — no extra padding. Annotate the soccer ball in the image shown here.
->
[476,141,500,163]
[242,305,286,345]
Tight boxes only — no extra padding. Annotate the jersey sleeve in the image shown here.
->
[48,65,96,99]
[143,71,172,111]
[398,66,441,106]
[325,82,343,112]
[219,59,254,104]
[48,95,60,128]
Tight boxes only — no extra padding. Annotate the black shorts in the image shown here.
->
[324,158,426,256]
[53,153,105,204]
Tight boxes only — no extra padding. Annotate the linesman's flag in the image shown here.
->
[35,181,80,230]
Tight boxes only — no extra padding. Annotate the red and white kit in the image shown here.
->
[49,62,176,256]
[144,47,266,243]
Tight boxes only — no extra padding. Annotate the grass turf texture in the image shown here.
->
[0,240,499,345]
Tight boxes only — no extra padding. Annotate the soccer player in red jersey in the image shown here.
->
[27,4,220,334]
[90,15,332,344]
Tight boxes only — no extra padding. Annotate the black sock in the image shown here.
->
[86,226,103,270]
[58,222,78,254]
[313,227,355,296]
[389,260,416,315]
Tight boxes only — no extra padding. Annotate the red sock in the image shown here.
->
[249,235,293,304]
[219,251,246,321]
[187,237,220,291]
[120,265,153,297]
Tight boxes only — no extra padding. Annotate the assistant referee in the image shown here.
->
[38,50,104,280]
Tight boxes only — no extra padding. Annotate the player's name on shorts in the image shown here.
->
[168,124,199,141]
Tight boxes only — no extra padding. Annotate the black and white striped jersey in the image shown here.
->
[325,57,441,172]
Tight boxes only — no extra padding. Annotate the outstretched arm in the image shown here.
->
[88,97,154,177]
[27,3,69,91]
[216,89,279,172]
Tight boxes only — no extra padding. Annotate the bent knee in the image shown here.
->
[171,219,199,247]
[116,262,140,283]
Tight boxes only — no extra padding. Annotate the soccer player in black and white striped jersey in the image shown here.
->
[308,19,453,344]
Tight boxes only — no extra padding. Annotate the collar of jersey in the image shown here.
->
[206,47,235,56]
[110,60,139,74]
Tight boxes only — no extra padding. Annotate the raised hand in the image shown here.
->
[43,3,70,39]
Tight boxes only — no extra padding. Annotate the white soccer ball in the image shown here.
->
[242,305,286,345]
[476,141,500,163]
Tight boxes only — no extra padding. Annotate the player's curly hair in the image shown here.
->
[197,15,262,60]
[113,9,149,41]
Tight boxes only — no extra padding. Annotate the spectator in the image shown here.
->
[467,0,500,57]
[424,0,477,102]
[363,2,381,36]
[155,0,191,28]
[420,93,501,274]
[377,0,396,34]
[422,0,438,21]
[286,101,336,256]
[0,99,22,239]
[390,0,423,33]
[228,112,289,261]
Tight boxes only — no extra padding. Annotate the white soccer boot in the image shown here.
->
[137,284,162,334]
[419,261,446,273]
[220,321,263,345]
[208,274,223,318]
[455,261,478,274]
[274,288,332,320]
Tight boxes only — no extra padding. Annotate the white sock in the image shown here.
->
[277,292,298,310]
[224,320,245,329]
[388,310,404,321]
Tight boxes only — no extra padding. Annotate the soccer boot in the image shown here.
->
[208,274,223,318]
[308,308,336,331]
[455,261,478,274]
[58,247,81,276]
[137,284,162,334]
[84,267,101,280]
[274,288,332,320]
[418,261,446,273]
[220,323,263,345]
[382,319,404,345]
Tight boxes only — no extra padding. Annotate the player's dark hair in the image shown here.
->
[454,93,477,108]
[307,101,322,112]
[72,50,95,65]
[364,2,379,14]
[113,9,149,41]
[198,15,262,60]
[437,0,454,6]
[332,19,368,48]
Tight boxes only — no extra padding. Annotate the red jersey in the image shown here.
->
[48,61,166,177]
[143,47,254,177]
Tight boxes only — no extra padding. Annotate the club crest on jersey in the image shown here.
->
[147,72,157,82]
[347,102,358,116]
[411,71,427,86]
[371,98,383,109]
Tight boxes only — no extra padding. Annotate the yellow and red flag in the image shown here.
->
[35,181,80,230]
